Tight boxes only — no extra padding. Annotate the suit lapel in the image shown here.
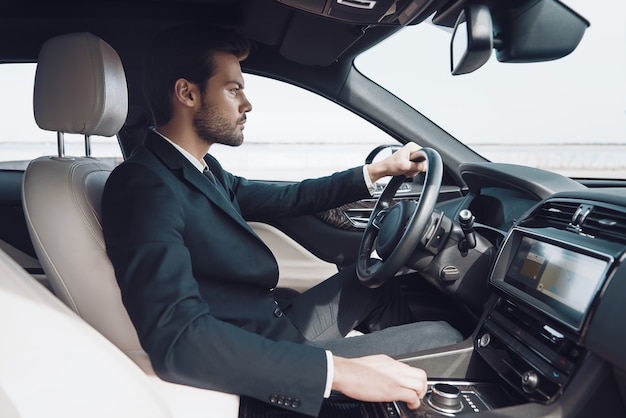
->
[181,163,233,207]
[143,131,254,233]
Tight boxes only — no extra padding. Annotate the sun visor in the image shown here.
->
[278,13,364,65]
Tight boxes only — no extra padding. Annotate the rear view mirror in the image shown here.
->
[450,5,494,75]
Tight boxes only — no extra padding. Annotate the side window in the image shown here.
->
[209,74,397,181]
[0,63,123,169]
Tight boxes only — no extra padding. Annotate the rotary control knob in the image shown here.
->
[478,332,491,348]
[521,370,539,393]
[426,383,463,413]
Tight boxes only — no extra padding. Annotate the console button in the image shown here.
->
[427,383,463,413]
[521,370,539,393]
[478,332,491,348]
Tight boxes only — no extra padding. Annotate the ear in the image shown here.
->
[173,78,199,108]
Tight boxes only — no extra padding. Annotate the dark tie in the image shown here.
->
[203,167,217,185]
[203,167,232,202]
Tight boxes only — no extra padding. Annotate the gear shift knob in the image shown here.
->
[459,209,475,230]
[458,209,476,252]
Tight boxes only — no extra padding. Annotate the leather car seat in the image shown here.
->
[0,246,173,418]
[23,31,146,369]
[21,32,239,417]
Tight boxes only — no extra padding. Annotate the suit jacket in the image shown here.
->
[102,130,370,416]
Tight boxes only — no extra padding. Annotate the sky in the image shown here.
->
[354,0,626,145]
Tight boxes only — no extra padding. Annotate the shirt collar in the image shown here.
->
[151,127,207,173]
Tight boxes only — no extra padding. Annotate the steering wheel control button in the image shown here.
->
[427,383,463,414]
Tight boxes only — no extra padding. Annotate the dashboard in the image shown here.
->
[468,188,538,232]
[459,162,586,233]
[254,162,626,417]
[243,163,626,417]
[446,162,626,416]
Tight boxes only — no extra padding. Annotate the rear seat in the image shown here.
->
[0,247,173,418]
[0,245,241,417]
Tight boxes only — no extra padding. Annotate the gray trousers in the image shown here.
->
[282,265,463,358]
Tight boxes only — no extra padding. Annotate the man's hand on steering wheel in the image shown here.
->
[365,142,428,183]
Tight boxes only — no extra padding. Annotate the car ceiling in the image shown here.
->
[0,0,454,94]
[0,0,561,109]
[0,0,446,63]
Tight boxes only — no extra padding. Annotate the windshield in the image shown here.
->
[355,0,626,180]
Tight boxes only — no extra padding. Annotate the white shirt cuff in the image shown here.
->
[362,165,376,196]
[324,350,334,398]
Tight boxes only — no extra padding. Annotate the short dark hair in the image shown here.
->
[141,25,250,126]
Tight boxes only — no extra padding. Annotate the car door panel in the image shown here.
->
[256,180,465,292]
[249,222,339,292]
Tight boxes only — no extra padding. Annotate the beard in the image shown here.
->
[193,101,245,147]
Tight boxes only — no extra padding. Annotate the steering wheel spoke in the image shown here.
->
[371,207,391,230]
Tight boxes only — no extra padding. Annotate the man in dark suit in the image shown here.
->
[102,25,462,417]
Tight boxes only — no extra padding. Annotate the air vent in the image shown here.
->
[582,206,626,245]
[524,199,626,245]
[528,200,580,229]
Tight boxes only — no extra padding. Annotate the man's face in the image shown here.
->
[193,51,252,147]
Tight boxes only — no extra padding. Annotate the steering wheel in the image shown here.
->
[356,147,443,288]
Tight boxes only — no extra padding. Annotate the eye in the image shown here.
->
[229,84,242,95]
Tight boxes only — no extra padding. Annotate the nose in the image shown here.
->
[241,92,252,113]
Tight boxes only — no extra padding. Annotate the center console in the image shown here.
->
[397,221,625,417]
[476,226,618,403]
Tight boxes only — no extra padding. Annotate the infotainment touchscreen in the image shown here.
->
[502,234,609,329]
